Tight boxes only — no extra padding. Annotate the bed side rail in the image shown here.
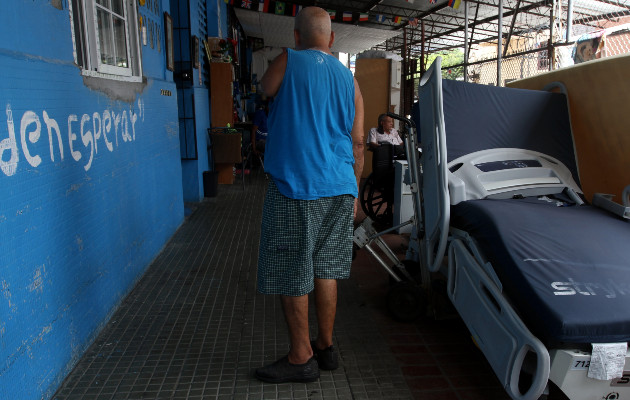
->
[418,57,450,273]
[448,148,583,205]
[447,234,550,400]
[592,184,630,220]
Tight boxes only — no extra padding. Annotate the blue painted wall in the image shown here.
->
[0,1,184,399]
[180,87,211,201]
[178,0,228,202]
[208,0,229,39]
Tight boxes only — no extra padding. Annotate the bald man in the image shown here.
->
[255,6,364,383]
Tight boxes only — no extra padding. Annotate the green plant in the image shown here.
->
[425,49,465,80]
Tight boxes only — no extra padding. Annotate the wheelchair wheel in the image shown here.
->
[360,173,393,227]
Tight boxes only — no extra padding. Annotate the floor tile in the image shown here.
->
[52,170,515,399]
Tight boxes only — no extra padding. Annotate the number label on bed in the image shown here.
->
[571,359,591,370]
[611,372,630,386]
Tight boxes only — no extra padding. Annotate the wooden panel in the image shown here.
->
[215,163,235,184]
[210,62,234,127]
[355,58,391,178]
[210,133,241,164]
[507,54,630,202]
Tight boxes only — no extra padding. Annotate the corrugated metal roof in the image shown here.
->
[234,0,630,56]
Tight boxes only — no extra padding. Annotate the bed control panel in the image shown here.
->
[474,159,542,172]
[448,148,582,204]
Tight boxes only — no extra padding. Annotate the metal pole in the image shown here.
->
[467,3,480,64]
[504,0,522,57]
[497,0,503,86]
[566,0,574,41]
[421,20,426,74]
[402,27,407,117]
[549,0,555,71]
[464,0,469,82]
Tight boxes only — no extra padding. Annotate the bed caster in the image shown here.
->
[387,281,425,322]
[389,260,421,285]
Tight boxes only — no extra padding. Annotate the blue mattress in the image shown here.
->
[450,197,630,346]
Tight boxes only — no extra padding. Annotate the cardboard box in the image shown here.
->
[210,133,241,164]
[215,163,235,184]
[206,37,223,52]
[210,132,241,185]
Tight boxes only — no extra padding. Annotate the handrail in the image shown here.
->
[418,56,450,273]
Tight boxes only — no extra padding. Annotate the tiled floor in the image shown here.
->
[53,169,511,399]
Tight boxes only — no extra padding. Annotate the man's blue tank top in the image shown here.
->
[265,49,356,200]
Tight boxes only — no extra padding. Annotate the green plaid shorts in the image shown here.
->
[257,180,355,296]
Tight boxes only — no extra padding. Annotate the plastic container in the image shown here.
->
[203,171,219,197]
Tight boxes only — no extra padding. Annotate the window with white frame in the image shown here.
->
[70,0,142,81]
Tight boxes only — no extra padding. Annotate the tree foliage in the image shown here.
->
[424,49,465,80]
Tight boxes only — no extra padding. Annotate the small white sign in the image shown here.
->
[588,343,628,381]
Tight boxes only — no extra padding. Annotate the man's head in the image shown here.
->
[377,114,394,134]
[294,7,334,51]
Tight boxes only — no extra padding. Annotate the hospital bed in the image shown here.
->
[413,57,630,400]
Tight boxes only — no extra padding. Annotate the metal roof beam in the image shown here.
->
[504,0,522,56]
[386,0,554,51]
[591,0,630,12]
[572,9,630,25]
[362,0,383,13]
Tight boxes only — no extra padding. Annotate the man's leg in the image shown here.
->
[255,181,319,383]
[313,278,337,349]
[280,294,313,364]
[308,195,353,371]
[255,292,319,383]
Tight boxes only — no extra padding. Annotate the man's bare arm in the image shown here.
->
[261,50,288,98]
[351,78,365,215]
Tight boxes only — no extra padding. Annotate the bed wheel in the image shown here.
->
[387,281,425,322]
[389,260,421,285]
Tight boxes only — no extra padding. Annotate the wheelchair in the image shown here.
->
[354,116,425,322]
[360,142,406,227]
